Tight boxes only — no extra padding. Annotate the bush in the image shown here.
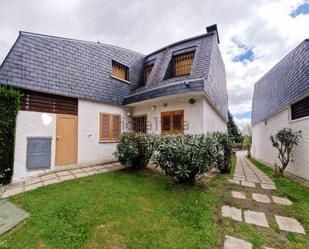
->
[213,132,234,173]
[153,134,217,183]
[0,86,21,186]
[115,132,159,170]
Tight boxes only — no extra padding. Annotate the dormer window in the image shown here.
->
[173,51,195,77]
[112,60,128,81]
[143,65,153,84]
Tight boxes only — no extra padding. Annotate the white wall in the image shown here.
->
[78,99,130,165]
[203,98,227,132]
[131,95,226,134]
[251,108,309,181]
[13,111,56,181]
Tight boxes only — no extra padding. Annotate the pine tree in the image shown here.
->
[227,111,243,144]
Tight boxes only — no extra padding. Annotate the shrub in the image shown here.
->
[115,132,159,170]
[270,128,302,176]
[0,86,21,186]
[213,132,234,173]
[153,134,217,183]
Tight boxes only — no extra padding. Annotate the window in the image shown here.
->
[133,115,147,133]
[173,51,195,77]
[99,113,121,141]
[161,110,184,134]
[291,95,309,120]
[143,65,153,84]
[112,61,128,81]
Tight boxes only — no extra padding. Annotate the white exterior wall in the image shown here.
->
[131,95,226,134]
[78,99,130,165]
[251,108,309,181]
[13,111,57,181]
[203,98,227,132]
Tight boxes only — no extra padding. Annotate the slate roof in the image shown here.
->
[252,39,309,125]
[0,25,228,120]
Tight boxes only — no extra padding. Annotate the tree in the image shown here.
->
[242,123,252,157]
[227,111,243,145]
[270,128,302,176]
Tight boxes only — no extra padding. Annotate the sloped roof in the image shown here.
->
[252,39,309,125]
[0,27,228,120]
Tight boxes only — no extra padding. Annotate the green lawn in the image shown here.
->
[0,157,308,249]
[0,169,231,249]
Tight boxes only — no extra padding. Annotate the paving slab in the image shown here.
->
[275,215,305,234]
[224,235,252,249]
[232,191,246,199]
[241,181,256,188]
[228,179,240,185]
[56,170,71,176]
[0,200,29,235]
[40,173,57,181]
[252,193,271,204]
[70,169,83,174]
[82,167,94,172]
[222,206,242,221]
[74,172,88,178]
[261,183,276,190]
[86,170,98,175]
[272,196,292,206]
[25,182,42,192]
[2,187,24,198]
[93,165,106,170]
[24,177,41,186]
[42,178,60,186]
[244,210,269,228]
[59,174,75,181]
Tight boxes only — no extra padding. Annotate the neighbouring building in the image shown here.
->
[251,39,309,182]
[0,24,228,182]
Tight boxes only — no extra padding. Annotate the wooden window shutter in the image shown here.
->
[112,115,121,140]
[173,51,195,77]
[112,61,128,81]
[100,113,121,141]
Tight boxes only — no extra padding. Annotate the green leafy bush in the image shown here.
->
[115,132,159,170]
[213,132,234,173]
[153,134,217,183]
[0,86,21,186]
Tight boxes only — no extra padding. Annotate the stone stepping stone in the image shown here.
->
[261,183,276,190]
[232,191,246,199]
[272,196,292,205]
[224,235,252,249]
[222,206,242,221]
[0,200,29,235]
[228,179,240,185]
[241,181,256,188]
[252,193,271,204]
[275,215,305,234]
[244,210,269,228]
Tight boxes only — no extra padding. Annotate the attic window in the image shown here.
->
[143,65,153,84]
[112,60,128,81]
[173,51,195,77]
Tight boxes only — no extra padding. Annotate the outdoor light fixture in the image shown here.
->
[127,112,131,116]
[189,98,196,104]
[184,81,190,87]
[164,103,168,107]
[152,105,157,110]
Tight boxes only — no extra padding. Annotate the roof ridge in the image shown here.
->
[19,31,145,56]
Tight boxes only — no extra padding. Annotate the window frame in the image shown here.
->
[133,114,147,133]
[160,110,184,134]
[289,94,309,122]
[99,112,121,142]
[172,51,195,77]
[111,60,129,82]
[143,65,154,85]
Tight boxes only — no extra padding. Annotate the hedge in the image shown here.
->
[0,86,21,185]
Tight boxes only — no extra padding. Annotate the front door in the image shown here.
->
[56,114,78,165]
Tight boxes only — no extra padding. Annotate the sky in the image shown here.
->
[0,0,308,131]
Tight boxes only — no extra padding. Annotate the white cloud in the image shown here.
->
[0,0,308,119]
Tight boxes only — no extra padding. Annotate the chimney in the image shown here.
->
[206,24,220,44]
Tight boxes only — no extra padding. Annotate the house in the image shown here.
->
[251,39,309,182]
[0,24,228,182]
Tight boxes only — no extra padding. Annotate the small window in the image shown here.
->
[173,51,195,77]
[161,110,184,134]
[143,65,153,84]
[99,113,121,141]
[133,115,147,133]
[112,61,128,81]
[291,95,309,120]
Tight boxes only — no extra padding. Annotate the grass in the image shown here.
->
[0,156,308,249]
[0,168,231,249]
